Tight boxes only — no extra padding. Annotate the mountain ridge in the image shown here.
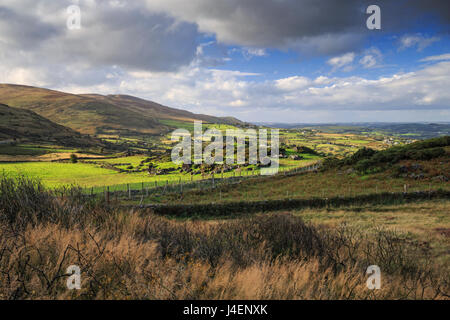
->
[0,84,243,136]
[0,103,101,147]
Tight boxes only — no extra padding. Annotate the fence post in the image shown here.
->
[106,186,110,205]
[127,184,131,200]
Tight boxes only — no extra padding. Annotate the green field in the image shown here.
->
[0,123,419,192]
[0,144,78,156]
[0,161,291,190]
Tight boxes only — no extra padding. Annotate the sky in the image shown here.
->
[0,0,450,123]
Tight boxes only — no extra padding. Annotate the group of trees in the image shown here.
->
[323,136,449,174]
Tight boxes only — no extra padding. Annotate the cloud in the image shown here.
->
[275,76,310,91]
[146,0,450,56]
[0,1,199,73]
[399,34,440,51]
[420,53,450,62]
[359,47,382,68]
[53,60,450,120]
[327,52,355,72]
[0,0,449,123]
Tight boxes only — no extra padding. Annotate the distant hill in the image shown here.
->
[257,122,450,139]
[0,84,244,136]
[0,103,101,147]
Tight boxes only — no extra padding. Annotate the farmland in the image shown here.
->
[0,86,449,301]
[0,123,399,191]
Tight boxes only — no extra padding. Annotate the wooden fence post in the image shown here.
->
[105,186,110,205]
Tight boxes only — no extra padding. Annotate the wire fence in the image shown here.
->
[82,162,322,202]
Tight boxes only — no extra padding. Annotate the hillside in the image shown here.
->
[149,136,450,205]
[0,84,244,136]
[0,104,101,147]
[82,94,244,126]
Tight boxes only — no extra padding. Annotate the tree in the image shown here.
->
[70,153,78,163]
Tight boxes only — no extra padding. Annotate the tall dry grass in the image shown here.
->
[0,176,448,300]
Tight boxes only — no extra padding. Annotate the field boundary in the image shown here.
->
[83,161,322,196]
[125,189,450,217]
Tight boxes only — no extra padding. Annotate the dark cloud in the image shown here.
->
[1,0,448,74]
[0,1,199,72]
[0,6,60,49]
[147,0,450,56]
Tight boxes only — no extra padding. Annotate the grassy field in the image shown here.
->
[0,161,204,189]
[0,136,448,300]
[0,175,448,300]
[291,200,450,265]
[0,154,318,190]
[0,123,403,191]
[149,157,449,205]
[0,144,79,156]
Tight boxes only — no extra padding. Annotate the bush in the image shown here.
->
[0,175,103,228]
[70,153,78,163]
[0,177,448,299]
[329,136,449,173]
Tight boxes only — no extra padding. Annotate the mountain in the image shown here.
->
[0,84,244,135]
[0,103,101,147]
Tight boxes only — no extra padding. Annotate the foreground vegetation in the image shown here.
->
[0,176,448,300]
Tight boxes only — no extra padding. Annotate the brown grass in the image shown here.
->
[1,212,448,300]
[0,176,448,300]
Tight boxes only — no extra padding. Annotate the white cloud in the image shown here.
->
[420,53,450,62]
[275,76,310,91]
[3,58,449,123]
[0,1,449,123]
[327,52,355,72]
[359,48,382,68]
[45,60,449,121]
[399,34,440,51]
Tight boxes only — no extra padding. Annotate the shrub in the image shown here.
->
[70,153,78,163]
[0,175,448,299]
[331,136,449,173]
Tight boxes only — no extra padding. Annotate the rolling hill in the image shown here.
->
[0,84,243,136]
[0,103,101,147]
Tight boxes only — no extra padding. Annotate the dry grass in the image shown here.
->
[0,176,448,300]
[1,213,448,300]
